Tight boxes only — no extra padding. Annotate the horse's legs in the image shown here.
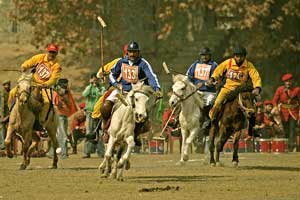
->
[215,126,231,166]
[209,123,217,166]
[4,125,15,158]
[183,128,198,162]
[232,131,241,167]
[47,123,58,169]
[179,129,187,163]
[102,136,116,177]
[117,135,134,168]
[20,139,30,170]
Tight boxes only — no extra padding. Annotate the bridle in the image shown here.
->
[237,92,255,117]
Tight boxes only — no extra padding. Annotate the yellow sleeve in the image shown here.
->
[248,62,262,89]
[211,59,229,81]
[21,54,45,70]
[43,63,62,87]
[97,58,121,77]
[8,87,17,109]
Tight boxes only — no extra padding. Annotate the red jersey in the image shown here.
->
[273,86,300,121]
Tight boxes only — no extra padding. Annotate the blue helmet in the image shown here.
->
[127,41,139,51]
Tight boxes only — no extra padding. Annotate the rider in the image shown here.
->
[101,41,162,144]
[91,43,128,121]
[186,47,218,153]
[20,43,62,130]
[273,73,300,151]
[207,45,262,135]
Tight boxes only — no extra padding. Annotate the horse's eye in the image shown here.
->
[135,98,138,102]
[181,87,185,90]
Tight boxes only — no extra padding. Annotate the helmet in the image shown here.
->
[233,45,247,56]
[199,47,212,55]
[123,43,128,55]
[127,41,139,51]
[47,43,59,52]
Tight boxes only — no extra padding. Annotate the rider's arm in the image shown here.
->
[21,54,44,71]
[97,58,121,78]
[186,62,197,84]
[248,63,262,89]
[109,59,122,87]
[42,63,62,87]
[141,58,161,91]
[211,59,229,81]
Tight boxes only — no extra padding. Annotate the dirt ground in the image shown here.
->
[0,144,300,200]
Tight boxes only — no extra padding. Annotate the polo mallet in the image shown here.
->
[159,104,179,138]
[97,16,107,67]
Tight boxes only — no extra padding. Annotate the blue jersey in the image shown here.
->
[186,60,218,92]
[109,56,160,92]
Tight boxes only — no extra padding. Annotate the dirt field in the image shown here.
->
[1,148,300,200]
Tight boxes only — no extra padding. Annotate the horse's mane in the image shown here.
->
[18,73,32,83]
[224,84,253,101]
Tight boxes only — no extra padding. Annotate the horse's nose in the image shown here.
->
[170,101,175,107]
[135,113,143,120]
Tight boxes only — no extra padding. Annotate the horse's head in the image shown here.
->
[16,73,32,105]
[129,81,154,123]
[237,91,256,118]
[169,74,193,108]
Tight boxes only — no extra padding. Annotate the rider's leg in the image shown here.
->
[209,88,230,121]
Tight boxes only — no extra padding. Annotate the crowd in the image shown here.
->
[0,40,299,161]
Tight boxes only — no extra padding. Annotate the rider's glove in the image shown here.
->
[206,77,215,86]
[116,83,123,91]
[155,90,163,99]
[252,87,261,96]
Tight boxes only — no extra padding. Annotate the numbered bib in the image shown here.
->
[225,69,246,81]
[36,63,52,81]
[194,63,211,81]
[121,64,139,83]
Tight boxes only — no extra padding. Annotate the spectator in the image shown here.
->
[82,73,105,158]
[0,80,11,150]
[51,79,78,159]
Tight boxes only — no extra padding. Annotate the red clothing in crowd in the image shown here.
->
[53,90,78,117]
[272,86,300,121]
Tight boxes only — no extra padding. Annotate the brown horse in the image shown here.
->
[209,85,256,167]
[5,73,59,170]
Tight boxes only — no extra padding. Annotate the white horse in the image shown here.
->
[98,81,155,181]
[169,74,205,164]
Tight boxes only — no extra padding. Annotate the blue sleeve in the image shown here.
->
[109,60,122,87]
[210,61,218,77]
[141,59,160,91]
[186,63,196,83]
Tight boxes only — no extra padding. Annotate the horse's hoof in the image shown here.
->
[117,177,124,182]
[99,168,105,174]
[110,173,117,179]
[210,162,216,167]
[125,161,130,170]
[7,152,13,159]
[51,165,57,169]
[183,154,189,161]
[232,161,238,168]
[19,164,27,170]
[101,174,108,178]
[175,161,185,166]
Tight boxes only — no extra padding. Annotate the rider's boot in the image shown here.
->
[100,100,114,131]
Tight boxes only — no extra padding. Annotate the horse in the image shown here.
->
[209,85,256,167]
[4,73,59,170]
[169,74,205,164]
[98,81,155,181]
